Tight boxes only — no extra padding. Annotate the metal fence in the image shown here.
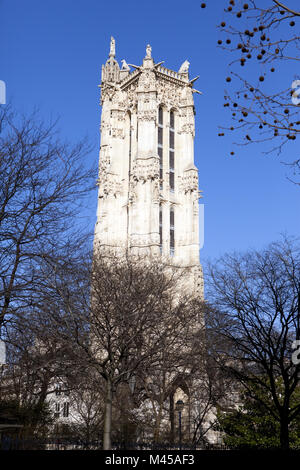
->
[3,437,294,451]
[0,437,230,451]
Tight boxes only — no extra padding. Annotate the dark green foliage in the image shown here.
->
[216,381,300,449]
[0,399,53,437]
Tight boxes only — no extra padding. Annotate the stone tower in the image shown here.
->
[95,37,203,296]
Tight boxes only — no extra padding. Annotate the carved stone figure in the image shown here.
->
[146,44,152,58]
[178,60,190,74]
[109,36,116,57]
[121,59,130,71]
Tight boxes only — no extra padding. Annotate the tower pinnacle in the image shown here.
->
[109,36,116,58]
[145,44,152,59]
[97,43,203,275]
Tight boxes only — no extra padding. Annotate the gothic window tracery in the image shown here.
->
[158,106,164,190]
[169,110,175,192]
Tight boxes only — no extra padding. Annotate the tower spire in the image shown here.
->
[109,36,116,58]
[101,36,119,84]
[145,44,152,59]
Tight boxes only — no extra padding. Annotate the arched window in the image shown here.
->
[159,106,163,126]
[128,111,132,166]
[158,106,163,189]
[170,206,174,256]
[169,110,175,192]
[170,109,174,129]
[159,204,163,254]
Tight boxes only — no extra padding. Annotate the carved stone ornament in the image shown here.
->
[109,36,116,57]
[128,181,137,204]
[137,109,157,121]
[178,60,190,74]
[126,83,139,108]
[101,58,120,85]
[180,168,198,194]
[99,146,111,176]
[100,122,110,134]
[130,233,160,247]
[98,173,122,198]
[111,88,124,104]
[110,109,126,121]
[132,157,159,182]
[180,86,194,107]
[146,44,152,58]
[138,70,156,91]
[111,127,125,139]
[156,80,181,108]
[121,59,130,71]
[179,106,194,119]
[180,123,195,135]
[100,85,116,103]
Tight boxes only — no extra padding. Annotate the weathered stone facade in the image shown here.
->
[94,37,203,298]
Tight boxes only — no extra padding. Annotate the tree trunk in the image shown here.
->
[280,415,289,450]
[103,378,113,450]
[153,402,163,443]
[169,394,175,443]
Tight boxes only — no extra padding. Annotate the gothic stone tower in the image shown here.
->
[94,38,203,298]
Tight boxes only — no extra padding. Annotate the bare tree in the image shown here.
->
[128,298,211,446]
[37,251,204,449]
[131,327,202,443]
[188,356,231,448]
[0,316,75,412]
[63,369,104,446]
[0,105,96,329]
[206,237,300,449]
[201,1,300,179]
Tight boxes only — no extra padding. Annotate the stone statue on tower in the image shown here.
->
[109,36,116,57]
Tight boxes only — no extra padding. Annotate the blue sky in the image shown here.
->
[1,0,300,263]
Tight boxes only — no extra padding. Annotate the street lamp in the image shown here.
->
[175,400,184,450]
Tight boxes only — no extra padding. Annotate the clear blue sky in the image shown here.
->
[1,0,300,263]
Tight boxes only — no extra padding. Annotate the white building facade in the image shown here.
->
[94,38,203,299]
